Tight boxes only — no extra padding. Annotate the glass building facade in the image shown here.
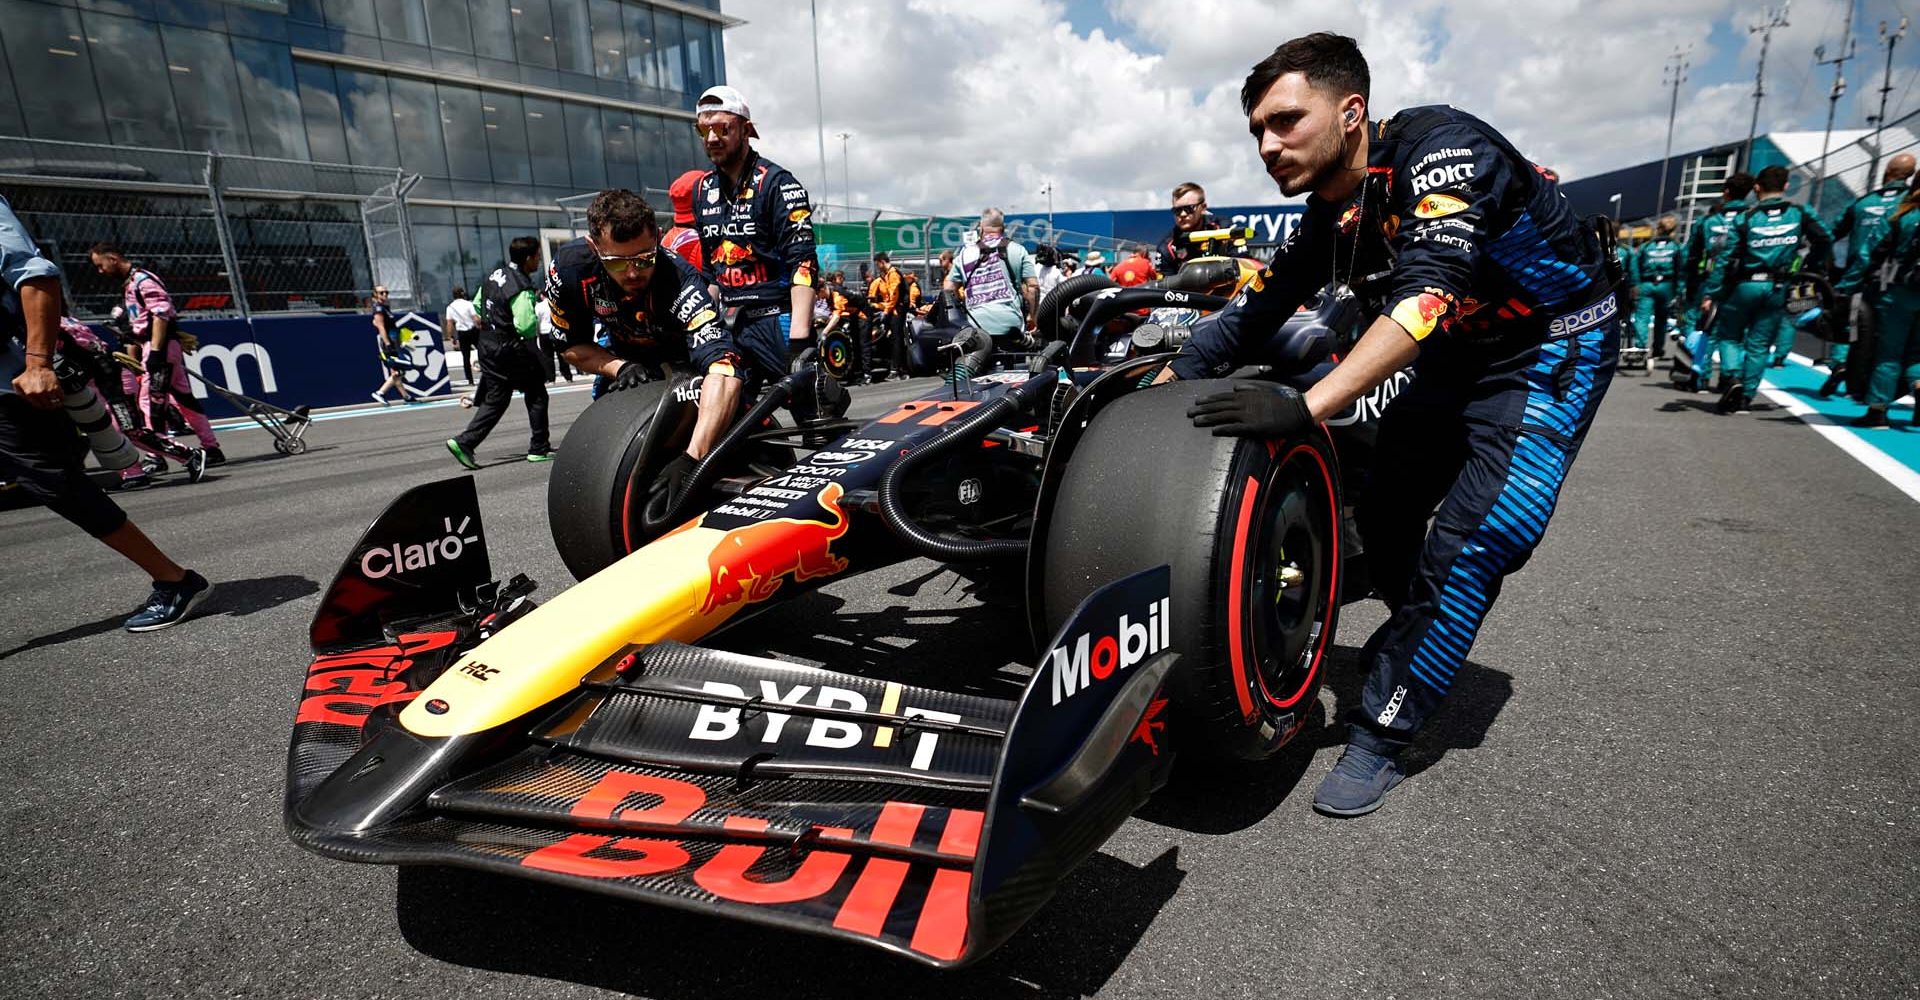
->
[0,0,730,308]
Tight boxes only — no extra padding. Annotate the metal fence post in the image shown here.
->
[395,170,422,310]
[203,151,251,319]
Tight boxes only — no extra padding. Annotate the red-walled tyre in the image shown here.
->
[1039,379,1342,761]
[547,379,693,581]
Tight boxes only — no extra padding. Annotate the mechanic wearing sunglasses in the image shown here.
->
[1157,181,1227,276]
[1161,33,1620,818]
[687,85,824,374]
[546,189,742,464]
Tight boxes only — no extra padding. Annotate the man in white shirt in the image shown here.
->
[442,286,479,386]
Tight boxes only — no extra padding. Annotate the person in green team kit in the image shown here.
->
[1677,172,1755,392]
[1701,165,1834,414]
[1630,215,1683,360]
[1819,153,1917,398]
[1834,175,1920,429]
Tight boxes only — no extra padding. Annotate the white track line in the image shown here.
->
[207,382,595,432]
[1758,355,1920,505]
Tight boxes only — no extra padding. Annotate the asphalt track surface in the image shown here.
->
[2,368,1916,1000]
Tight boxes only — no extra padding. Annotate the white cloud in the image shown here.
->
[720,0,1914,219]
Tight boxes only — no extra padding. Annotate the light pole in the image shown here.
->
[1609,193,1622,225]
[835,131,853,213]
[1811,0,1858,213]
[1040,179,1054,233]
[1744,4,1792,173]
[1866,17,1909,181]
[809,0,828,221]
[1655,46,1690,220]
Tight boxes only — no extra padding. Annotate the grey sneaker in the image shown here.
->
[125,570,213,632]
[1312,743,1406,817]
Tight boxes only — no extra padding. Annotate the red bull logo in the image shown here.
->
[713,240,756,267]
[700,484,850,615]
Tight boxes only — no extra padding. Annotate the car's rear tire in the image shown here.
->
[821,329,859,383]
[547,380,694,580]
[1040,380,1342,761]
[1036,273,1117,343]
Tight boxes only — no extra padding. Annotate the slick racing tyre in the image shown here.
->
[1036,273,1117,343]
[1041,379,1342,761]
[547,378,694,580]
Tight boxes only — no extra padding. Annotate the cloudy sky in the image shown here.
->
[720,0,1918,216]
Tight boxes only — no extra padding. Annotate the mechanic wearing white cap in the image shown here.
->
[689,85,822,380]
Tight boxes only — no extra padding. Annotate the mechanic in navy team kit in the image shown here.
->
[1161,33,1621,817]
[688,85,821,370]
[546,188,752,487]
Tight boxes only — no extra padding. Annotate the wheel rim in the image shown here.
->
[823,335,854,380]
[1246,445,1337,710]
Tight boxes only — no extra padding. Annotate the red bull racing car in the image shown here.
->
[286,279,1390,967]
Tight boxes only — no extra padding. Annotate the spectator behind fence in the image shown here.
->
[87,243,224,463]
[5,197,212,631]
[443,285,478,387]
[945,208,1039,342]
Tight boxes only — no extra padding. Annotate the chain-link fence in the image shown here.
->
[0,136,421,320]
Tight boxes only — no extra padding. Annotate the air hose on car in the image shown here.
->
[878,369,1058,562]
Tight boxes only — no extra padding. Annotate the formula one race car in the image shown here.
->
[285,276,1395,967]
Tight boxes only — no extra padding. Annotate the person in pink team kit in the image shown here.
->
[88,243,225,465]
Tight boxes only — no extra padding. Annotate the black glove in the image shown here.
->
[144,352,172,385]
[644,452,699,524]
[607,361,652,392]
[1186,381,1314,438]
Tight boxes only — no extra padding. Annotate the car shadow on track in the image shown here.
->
[1140,643,1515,833]
[396,847,1185,1000]
[0,573,319,661]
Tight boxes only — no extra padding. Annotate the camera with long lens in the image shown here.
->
[53,348,139,471]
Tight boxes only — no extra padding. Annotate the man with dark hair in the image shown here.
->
[1161,32,1619,817]
[1158,182,1228,275]
[689,86,821,383]
[443,284,478,387]
[1677,172,1756,391]
[545,188,759,473]
[7,200,211,630]
[866,252,908,381]
[1628,215,1683,362]
[447,235,551,467]
[88,242,224,463]
[1700,164,1834,414]
[1819,153,1917,397]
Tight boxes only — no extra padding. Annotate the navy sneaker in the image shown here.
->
[124,570,213,632]
[1312,744,1405,817]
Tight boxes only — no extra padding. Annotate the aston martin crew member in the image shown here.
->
[1161,33,1619,817]
[1629,216,1683,358]
[1821,154,1917,397]
[547,189,739,462]
[1678,173,1755,391]
[1700,165,1834,414]
[688,85,820,373]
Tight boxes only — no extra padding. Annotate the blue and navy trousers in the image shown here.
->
[1349,294,1619,755]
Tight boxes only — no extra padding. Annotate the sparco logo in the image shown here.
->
[1376,685,1409,726]
[360,516,479,579]
[1049,597,1171,705]
[1548,295,1618,338]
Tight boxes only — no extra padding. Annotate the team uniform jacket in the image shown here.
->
[1631,238,1682,285]
[1831,182,1911,285]
[691,151,818,309]
[1701,196,1835,300]
[543,237,731,371]
[1682,198,1750,298]
[121,268,175,342]
[1171,105,1609,379]
[867,268,906,314]
[1157,212,1227,275]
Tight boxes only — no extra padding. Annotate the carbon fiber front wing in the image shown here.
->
[287,484,1178,967]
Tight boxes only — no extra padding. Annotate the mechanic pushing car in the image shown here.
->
[688,85,821,371]
[1158,32,1621,817]
[546,188,756,484]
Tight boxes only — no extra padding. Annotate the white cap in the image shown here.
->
[697,85,751,121]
